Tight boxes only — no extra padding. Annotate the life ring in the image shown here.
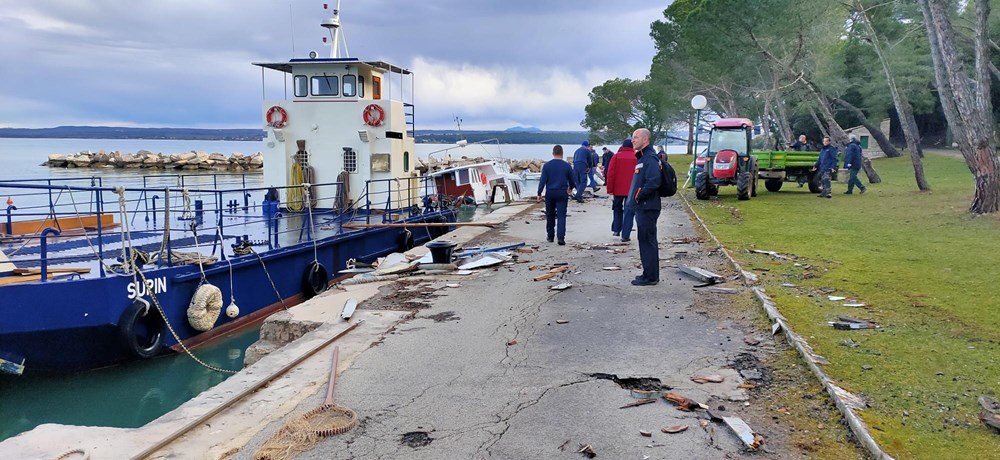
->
[363,104,385,127]
[302,261,329,299]
[396,229,415,252]
[480,172,488,185]
[266,106,288,128]
[187,284,223,331]
[119,298,165,359]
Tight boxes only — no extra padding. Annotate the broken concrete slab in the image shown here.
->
[678,265,725,284]
[720,416,765,450]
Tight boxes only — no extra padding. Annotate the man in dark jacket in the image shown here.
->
[843,135,867,195]
[606,138,637,240]
[812,136,839,198]
[537,145,576,245]
[572,141,591,203]
[789,134,812,151]
[625,128,662,286]
[601,147,613,174]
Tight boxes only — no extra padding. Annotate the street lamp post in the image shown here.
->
[691,95,707,156]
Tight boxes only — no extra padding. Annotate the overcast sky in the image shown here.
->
[0,1,669,131]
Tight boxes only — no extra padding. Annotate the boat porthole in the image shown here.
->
[302,261,329,299]
[119,299,166,359]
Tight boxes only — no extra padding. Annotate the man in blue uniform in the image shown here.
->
[843,135,867,195]
[625,128,662,286]
[537,145,576,245]
[812,136,839,198]
[572,141,591,203]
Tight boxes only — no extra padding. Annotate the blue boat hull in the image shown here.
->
[0,211,454,374]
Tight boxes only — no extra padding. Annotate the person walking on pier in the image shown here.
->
[572,141,591,203]
[843,135,867,195]
[606,138,637,240]
[537,145,575,245]
[812,136,839,199]
[626,128,662,286]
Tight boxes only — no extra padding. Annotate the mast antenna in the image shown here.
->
[321,1,348,58]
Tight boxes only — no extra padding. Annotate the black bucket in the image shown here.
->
[425,240,458,264]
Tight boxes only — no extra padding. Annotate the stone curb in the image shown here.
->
[677,192,894,460]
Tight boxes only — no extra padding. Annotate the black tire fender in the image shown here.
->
[302,261,329,299]
[396,229,415,253]
[119,298,165,359]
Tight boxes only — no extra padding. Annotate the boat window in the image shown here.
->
[294,75,308,97]
[359,77,365,98]
[343,75,357,97]
[372,76,382,100]
[403,151,409,172]
[344,148,357,173]
[456,169,470,185]
[311,75,339,96]
[512,182,520,195]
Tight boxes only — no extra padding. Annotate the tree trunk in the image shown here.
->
[862,157,882,183]
[855,1,929,190]
[832,97,901,158]
[761,95,773,150]
[920,0,1000,213]
[809,108,829,140]
[775,99,794,147]
[687,111,695,155]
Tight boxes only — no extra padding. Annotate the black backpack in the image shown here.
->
[658,159,677,197]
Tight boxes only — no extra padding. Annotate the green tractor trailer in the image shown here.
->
[755,149,822,193]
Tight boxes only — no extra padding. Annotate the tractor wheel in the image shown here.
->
[695,172,710,200]
[765,179,783,192]
[808,172,822,193]
[709,184,719,196]
[737,172,751,201]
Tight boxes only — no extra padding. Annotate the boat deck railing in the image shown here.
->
[0,175,357,281]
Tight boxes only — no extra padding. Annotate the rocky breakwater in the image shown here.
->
[414,156,545,174]
[44,150,264,171]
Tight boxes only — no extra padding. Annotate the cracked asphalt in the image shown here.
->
[238,197,780,459]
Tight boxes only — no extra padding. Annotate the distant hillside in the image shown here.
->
[504,126,542,133]
[414,130,588,145]
[0,126,263,141]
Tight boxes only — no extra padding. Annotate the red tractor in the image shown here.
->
[694,118,759,201]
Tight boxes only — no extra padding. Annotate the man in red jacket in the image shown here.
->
[605,138,638,241]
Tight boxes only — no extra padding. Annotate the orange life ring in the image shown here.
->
[363,104,385,127]
[266,106,288,128]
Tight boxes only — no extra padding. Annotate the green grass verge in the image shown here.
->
[669,152,1000,459]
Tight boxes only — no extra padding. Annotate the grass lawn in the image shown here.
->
[669,152,1000,459]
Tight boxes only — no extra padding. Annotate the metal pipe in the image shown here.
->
[39,227,61,282]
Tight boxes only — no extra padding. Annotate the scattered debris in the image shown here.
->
[664,392,704,412]
[528,265,542,271]
[457,254,511,270]
[661,425,688,434]
[701,287,738,294]
[690,374,725,384]
[817,287,837,294]
[671,236,703,244]
[980,396,1000,433]
[506,339,518,346]
[515,247,535,254]
[829,316,880,330]
[737,383,756,389]
[839,339,861,348]
[602,266,621,271]
[445,283,461,288]
[620,398,658,409]
[827,295,847,301]
[453,270,474,276]
[555,319,570,324]
[578,444,597,458]
[699,420,710,429]
[721,416,765,450]
[549,266,569,274]
[678,265,725,284]
[534,272,558,282]
[749,249,792,260]
[843,302,866,308]
[550,283,573,291]
[558,440,571,451]
[340,298,359,320]
[781,283,796,288]
[862,365,873,371]
[771,323,782,335]
[639,430,653,437]
[743,336,761,346]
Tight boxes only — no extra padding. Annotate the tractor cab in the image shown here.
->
[695,118,759,201]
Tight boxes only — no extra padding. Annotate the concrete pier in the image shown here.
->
[0,197,861,459]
